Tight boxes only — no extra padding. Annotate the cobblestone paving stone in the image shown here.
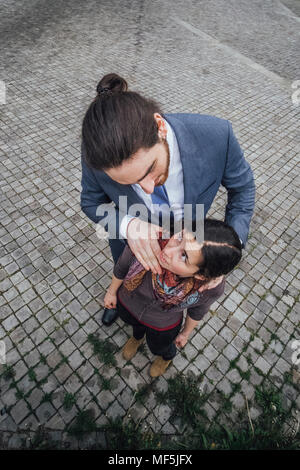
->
[0,0,299,449]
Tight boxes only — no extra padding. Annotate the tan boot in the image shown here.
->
[149,357,172,378]
[122,336,144,360]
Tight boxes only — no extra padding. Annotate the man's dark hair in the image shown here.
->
[82,73,164,171]
[196,219,242,278]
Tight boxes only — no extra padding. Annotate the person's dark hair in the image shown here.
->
[82,73,164,171]
[196,219,242,278]
[170,218,242,279]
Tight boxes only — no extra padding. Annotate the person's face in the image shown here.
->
[159,228,205,278]
[104,113,170,194]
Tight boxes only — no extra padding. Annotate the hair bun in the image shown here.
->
[96,85,112,96]
[96,73,128,98]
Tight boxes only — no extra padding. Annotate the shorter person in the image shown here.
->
[104,219,242,377]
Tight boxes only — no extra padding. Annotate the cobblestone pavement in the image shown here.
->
[0,0,299,449]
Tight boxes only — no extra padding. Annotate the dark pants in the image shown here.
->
[117,300,182,360]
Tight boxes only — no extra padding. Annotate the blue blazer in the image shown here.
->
[80,113,255,248]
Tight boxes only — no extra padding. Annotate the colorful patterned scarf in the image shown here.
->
[123,234,210,310]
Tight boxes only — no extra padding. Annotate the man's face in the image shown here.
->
[104,132,170,194]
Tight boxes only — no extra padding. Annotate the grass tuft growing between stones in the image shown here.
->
[155,372,208,427]
[67,409,97,437]
[29,426,58,450]
[87,334,117,367]
[103,417,161,450]
[135,383,154,404]
[1,364,16,381]
[63,392,77,411]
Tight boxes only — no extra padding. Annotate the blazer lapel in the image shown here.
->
[163,113,218,217]
[162,114,200,205]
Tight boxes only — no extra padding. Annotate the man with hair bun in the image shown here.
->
[80,73,255,326]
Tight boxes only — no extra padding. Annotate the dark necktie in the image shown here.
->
[150,184,174,229]
[150,184,170,206]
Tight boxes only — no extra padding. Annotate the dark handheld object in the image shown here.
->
[102,307,119,326]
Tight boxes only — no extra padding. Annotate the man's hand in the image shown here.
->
[174,332,189,349]
[126,218,163,275]
[104,290,117,309]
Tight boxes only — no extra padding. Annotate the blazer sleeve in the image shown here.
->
[113,245,135,279]
[187,278,226,321]
[221,121,256,248]
[80,146,124,239]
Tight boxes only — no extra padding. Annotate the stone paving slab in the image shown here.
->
[0,0,299,449]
